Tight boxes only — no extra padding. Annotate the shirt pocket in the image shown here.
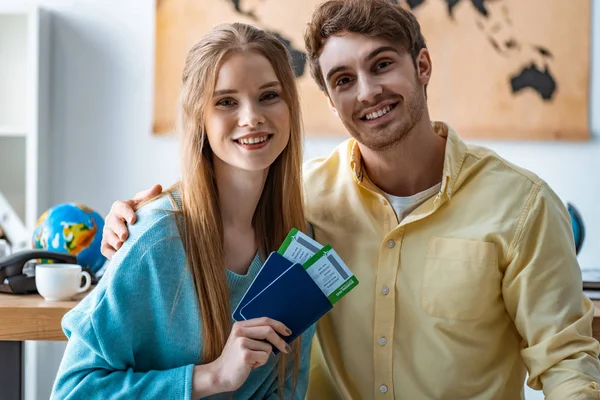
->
[421,237,500,321]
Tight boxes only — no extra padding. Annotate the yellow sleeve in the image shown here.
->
[503,182,600,399]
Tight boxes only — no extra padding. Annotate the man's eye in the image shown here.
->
[336,77,351,86]
[217,98,235,107]
[376,61,392,70]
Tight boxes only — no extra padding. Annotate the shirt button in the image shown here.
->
[387,240,395,248]
[380,384,388,393]
[381,286,390,295]
[379,337,387,346]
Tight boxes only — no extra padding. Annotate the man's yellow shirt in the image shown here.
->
[304,122,600,399]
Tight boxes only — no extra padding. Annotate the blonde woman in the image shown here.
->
[51,23,312,400]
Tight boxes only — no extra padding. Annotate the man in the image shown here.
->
[100,0,600,398]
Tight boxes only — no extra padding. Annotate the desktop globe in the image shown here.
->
[567,203,585,255]
[32,203,106,275]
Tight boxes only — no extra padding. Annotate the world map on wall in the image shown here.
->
[154,0,589,139]
[228,0,308,78]
[228,0,557,101]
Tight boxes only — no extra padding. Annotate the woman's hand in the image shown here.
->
[192,318,292,397]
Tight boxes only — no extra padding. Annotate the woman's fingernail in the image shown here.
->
[285,345,291,353]
[285,328,292,336]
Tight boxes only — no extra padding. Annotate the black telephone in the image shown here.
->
[0,250,78,294]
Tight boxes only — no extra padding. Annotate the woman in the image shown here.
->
[51,23,312,399]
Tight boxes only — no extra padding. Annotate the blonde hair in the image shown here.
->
[177,23,305,396]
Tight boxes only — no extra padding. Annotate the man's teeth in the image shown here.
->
[365,105,392,120]
[238,135,269,145]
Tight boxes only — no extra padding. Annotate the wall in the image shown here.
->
[43,0,600,269]
[0,0,596,399]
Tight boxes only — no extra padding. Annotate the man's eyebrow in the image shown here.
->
[365,46,400,62]
[325,66,350,84]
[213,81,281,96]
[325,46,400,83]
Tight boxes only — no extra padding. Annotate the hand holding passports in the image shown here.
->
[232,229,359,353]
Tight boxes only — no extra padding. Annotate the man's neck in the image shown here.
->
[358,119,447,197]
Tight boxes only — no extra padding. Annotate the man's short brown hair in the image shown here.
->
[304,0,427,93]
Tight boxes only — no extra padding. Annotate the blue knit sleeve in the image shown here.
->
[51,310,194,400]
[50,207,196,400]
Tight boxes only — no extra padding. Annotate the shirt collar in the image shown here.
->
[349,121,468,198]
[350,140,364,182]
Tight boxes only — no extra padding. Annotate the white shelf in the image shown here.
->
[0,5,50,400]
[0,13,29,129]
[0,126,26,137]
[0,136,26,224]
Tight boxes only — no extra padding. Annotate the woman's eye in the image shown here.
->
[261,92,280,101]
[216,98,235,107]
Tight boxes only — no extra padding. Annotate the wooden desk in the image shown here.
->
[0,291,87,400]
[594,300,600,344]
[0,292,85,341]
[2,294,596,341]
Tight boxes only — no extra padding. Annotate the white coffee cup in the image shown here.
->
[35,264,92,301]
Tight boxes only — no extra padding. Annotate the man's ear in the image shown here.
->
[326,94,339,118]
[416,48,432,86]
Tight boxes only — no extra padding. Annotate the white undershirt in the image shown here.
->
[383,182,442,222]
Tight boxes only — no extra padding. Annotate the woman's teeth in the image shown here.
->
[238,135,268,145]
[365,104,392,120]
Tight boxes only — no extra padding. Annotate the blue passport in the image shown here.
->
[231,251,289,322]
[232,252,333,353]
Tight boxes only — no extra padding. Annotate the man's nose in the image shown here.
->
[357,75,383,104]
